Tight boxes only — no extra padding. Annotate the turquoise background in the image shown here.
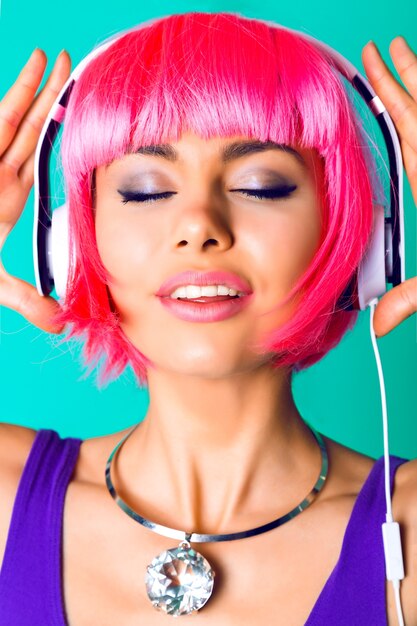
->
[0,0,416,458]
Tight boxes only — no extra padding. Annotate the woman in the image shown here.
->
[0,11,416,625]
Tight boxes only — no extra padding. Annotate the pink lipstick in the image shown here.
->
[155,269,254,322]
[157,292,254,322]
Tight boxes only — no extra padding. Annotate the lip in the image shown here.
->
[157,293,254,323]
[155,270,253,297]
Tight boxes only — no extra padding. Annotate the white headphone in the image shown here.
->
[33,19,405,308]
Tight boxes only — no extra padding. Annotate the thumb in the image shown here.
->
[0,271,66,334]
[373,277,417,337]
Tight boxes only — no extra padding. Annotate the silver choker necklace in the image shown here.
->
[104,422,328,617]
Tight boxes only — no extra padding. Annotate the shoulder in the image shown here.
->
[0,423,38,570]
[321,439,417,625]
[390,458,417,626]
[395,457,417,504]
[0,422,38,472]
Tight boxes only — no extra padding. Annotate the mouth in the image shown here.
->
[156,292,253,322]
[171,294,240,303]
[156,270,253,299]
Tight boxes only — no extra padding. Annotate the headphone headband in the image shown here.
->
[33,17,405,310]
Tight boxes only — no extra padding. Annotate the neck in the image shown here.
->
[115,364,322,534]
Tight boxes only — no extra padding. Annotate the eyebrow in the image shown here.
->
[135,140,306,168]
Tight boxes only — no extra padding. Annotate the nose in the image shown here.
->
[172,195,234,253]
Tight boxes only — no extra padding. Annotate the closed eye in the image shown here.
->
[118,190,176,204]
[232,185,297,200]
[117,185,297,205]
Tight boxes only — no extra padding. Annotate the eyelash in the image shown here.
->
[119,185,297,204]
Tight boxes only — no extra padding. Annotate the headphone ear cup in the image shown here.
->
[357,203,387,310]
[336,203,388,312]
[48,203,75,299]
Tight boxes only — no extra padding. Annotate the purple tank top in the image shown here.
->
[0,428,408,625]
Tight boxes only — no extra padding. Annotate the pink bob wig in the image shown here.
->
[50,11,383,389]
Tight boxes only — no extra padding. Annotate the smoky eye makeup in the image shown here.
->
[116,171,171,188]
[114,165,299,205]
[116,173,174,203]
[116,168,295,190]
[231,168,296,187]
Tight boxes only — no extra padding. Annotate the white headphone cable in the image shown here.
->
[369,297,405,626]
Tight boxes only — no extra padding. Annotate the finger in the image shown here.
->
[398,134,417,208]
[389,37,417,103]
[373,277,417,337]
[2,50,71,173]
[0,263,65,334]
[19,150,35,190]
[0,49,47,156]
[362,41,417,154]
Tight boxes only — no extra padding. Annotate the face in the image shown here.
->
[94,131,324,379]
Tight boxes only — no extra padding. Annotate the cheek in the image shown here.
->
[94,211,157,322]
[288,203,322,277]
[248,199,322,297]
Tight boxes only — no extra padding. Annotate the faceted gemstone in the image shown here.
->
[145,542,215,616]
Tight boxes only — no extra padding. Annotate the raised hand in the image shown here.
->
[362,37,417,337]
[0,49,71,333]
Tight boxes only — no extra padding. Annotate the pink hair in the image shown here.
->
[50,11,382,389]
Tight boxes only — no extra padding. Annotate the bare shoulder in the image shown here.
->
[0,423,38,570]
[390,457,417,625]
[0,422,38,470]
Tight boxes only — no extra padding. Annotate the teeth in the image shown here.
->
[170,285,243,299]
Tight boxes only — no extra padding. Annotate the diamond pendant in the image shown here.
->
[145,539,215,616]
